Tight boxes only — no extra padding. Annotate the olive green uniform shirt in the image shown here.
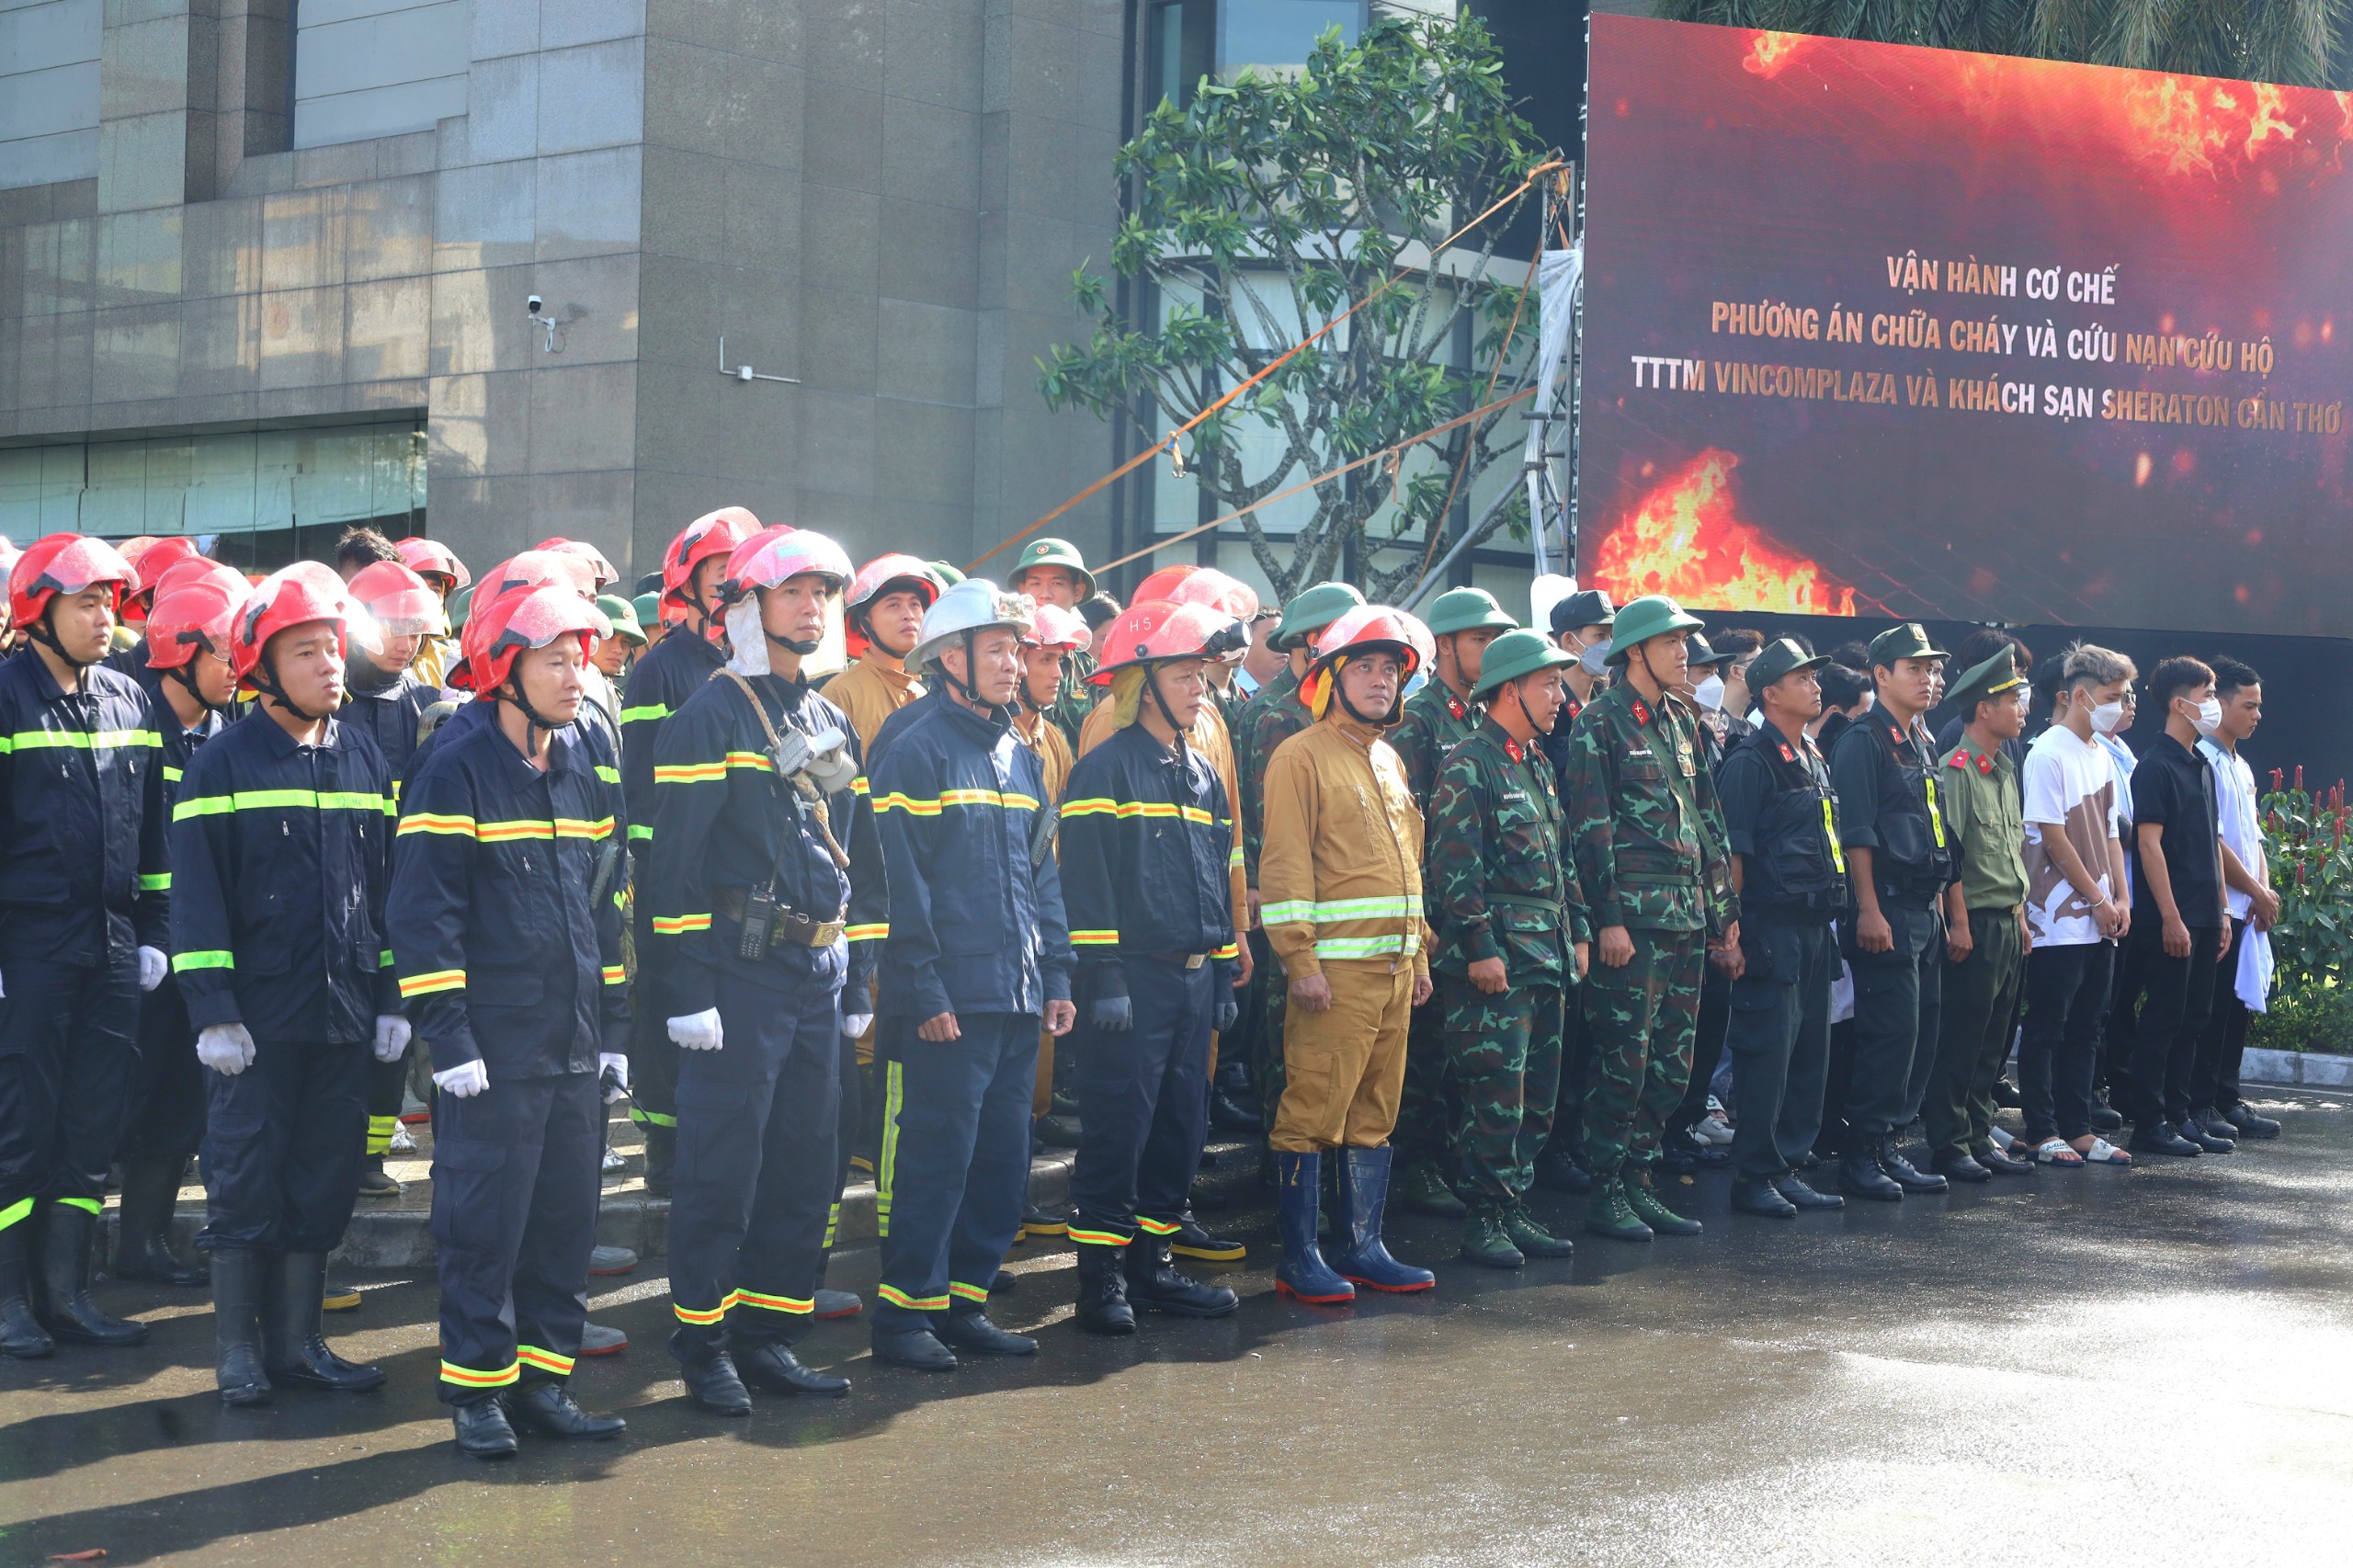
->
[1937,740,2028,909]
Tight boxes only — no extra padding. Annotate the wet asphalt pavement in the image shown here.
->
[5,1092,2351,1567]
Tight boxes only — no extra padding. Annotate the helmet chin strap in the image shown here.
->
[1331,655,1398,727]
[497,672,568,754]
[938,631,1014,722]
[252,651,331,724]
[26,604,99,670]
[1145,663,1189,743]
[166,660,230,714]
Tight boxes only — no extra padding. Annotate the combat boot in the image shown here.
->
[1460,1206,1525,1268]
[1534,1143,1594,1194]
[1585,1176,1654,1243]
[1074,1242,1136,1335]
[39,1201,147,1346]
[111,1159,206,1286]
[0,1221,53,1359]
[1623,1171,1701,1236]
[1272,1152,1354,1304]
[641,1121,676,1198]
[1398,1158,1468,1218]
[264,1251,385,1391]
[210,1246,270,1406]
[1503,1203,1576,1259]
[737,1340,850,1394]
[1328,1146,1435,1292]
[1124,1234,1239,1318]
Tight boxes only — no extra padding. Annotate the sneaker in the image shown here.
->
[578,1321,628,1356]
[1696,1098,1735,1144]
[587,1244,638,1277]
[388,1123,418,1155]
[601,1145,627,1173]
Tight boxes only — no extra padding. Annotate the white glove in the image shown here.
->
[434,1059,489,1098]
[840,1012,873,1040]
[667,1008,724,1051]
[197,1023,256,1076]
[372,1014,412,1063]
[137,946,169,993]
[598,1051,630,1103]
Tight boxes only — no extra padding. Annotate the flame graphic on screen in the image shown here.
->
[1743,31,1810,79]
[2120,76,2298,174]
[1591,451,1858,617]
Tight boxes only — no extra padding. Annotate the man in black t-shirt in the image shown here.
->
[2123,657,2231,1158]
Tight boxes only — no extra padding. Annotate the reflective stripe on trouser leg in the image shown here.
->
[366,1115,396,1156]
[873,1013,1039,1331]
[197,1034,369,1253]
[876,1061,904,1239]
[666,969,841,1347]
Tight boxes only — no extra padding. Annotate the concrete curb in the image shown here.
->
[2241,1047,2353,1088]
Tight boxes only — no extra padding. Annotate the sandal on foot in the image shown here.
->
[2034,1139,2086,1167]
[2078,1137,2132,1165]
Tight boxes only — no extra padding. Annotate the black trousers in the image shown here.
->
[667,968,841,1358]
[119,971,206,1165]
[2018,941,2113,1144]
[1724,918,1834,1180]
[364,1035,414,1157]
[199,1036,369,1253]
[875,1011,1038,1335]
[2100,928,2151,1107]
[2125,921,2222,1127]
[1840,894,1944,1141]
[1071,956,1213,1247]
[0,934,139,1223]
[432,1071,602,1404]
[1669,971,1732,1135]
[627,899,680,1136]
[2191,918,2252,1110]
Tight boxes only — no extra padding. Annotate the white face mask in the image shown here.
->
[2089,699,2127,735]
[1576,642,1610,676]
[2190,696,2222,737]
[1693,673,1725,711]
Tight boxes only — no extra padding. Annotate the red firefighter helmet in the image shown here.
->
[1086,600,1246,684]
[1131,564,1259,625]
[144,573,251,672]
[720,528,853,601]
[465,582,611,694]
[347,560,449,637]
[8,533,136,632]
[847,553,943,617]
[395,536,471,591]
[1130,564,1199,605]
[1303,604,1432,724]
[1023,601,1093,653]
[533,536,620,588]
[663,507,767,608]
[126,537,209,606]
[482,549,599,603]
[230,561,378,685]
[151,557,248,606]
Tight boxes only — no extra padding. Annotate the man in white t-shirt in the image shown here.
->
[2016,645,2136,1165]
[2190,655,2282,1141]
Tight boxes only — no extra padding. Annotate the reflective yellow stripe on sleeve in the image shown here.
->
[602,965,626,984]
[0,728,163,754]
[399,969,466,997]
[140,872,170,891]
[173,950,233,972]
[617,703,671,726]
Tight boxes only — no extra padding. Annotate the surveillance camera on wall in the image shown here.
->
[527,294,544,314]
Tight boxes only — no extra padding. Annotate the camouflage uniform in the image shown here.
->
[1426,720,1588,1210]
[1563,684,1736,1178]
[1236,665,1306,1131]
[1048,649,1097,751]
[1387,678,1483,1181]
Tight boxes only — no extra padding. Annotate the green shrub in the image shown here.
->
[2246,980,2353,1055]
[2259,772,2353,994]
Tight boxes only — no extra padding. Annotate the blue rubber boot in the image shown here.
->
[1328,1146,1435,1292]
[1272,1152,1354,1304]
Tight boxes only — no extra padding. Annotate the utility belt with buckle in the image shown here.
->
[716,886,847,950]
[1142,950,1210,969]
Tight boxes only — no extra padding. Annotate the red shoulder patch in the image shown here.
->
[1446,693,1464,720]
[1504,738,1524,763]
[1949,752,1969,768]
[1631,699,1651,724]
[1978,752,1995,775]
[1888,723,1905,744]
[1779,742,1796,763]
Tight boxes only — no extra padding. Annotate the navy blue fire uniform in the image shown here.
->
[617,627,724,1144]
[116,665,223,1169]
[869,688,1073,1335]
[0,653,168,1234]
[169,710,397,1255]
[1059,723,1238,1253]
[644,669,881,1362]
[389,711,628,1404]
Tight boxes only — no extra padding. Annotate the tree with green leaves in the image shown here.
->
[1656,0,2352,90]
[1037,15,1547,602]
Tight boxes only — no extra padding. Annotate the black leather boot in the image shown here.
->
[210,1247,271,1406]
[452,1395,520,1457]
[1731,1176,1798,1217]
[1122,1235,1239,1319]
[506,1381,627,1437]
[1876,1139,1949,1194]
[738,1339,850,1395]
[0,1221,53,1359]
[1840,1149,1902,1202]
[938,1309,1038,1356]
[674,1328,755,1414]
[1074,1243,1135,1335]
[111,1160,207,1287]
[264,1251,384,1390]
[40,1202,147,1346]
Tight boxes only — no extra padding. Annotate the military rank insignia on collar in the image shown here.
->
[1949,752,1969,768]
[1504,737,1523,762]
[1447,693,1464,719]
[1779,742,1796,763]
[1888,723,1905,744]
[1631,699,1651,724]
[1976,752,1994,774]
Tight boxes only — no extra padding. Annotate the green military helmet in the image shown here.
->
[597,593,647,646]
[1006,537,1094,598]
[926,560,966,588]
[632,590,662,631]
[1868,621,1947,666]
[1604,594,1703,665]
[1471,628,1574,699]
[1424,585,1518,638]
[447,583,474,632]
[1273,580,1365,652]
